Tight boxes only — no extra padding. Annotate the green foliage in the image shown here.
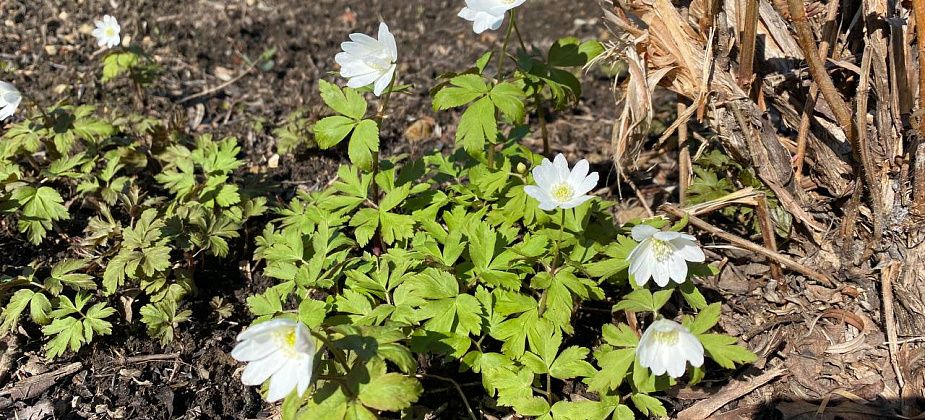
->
[688,149,793,237]
[245,31,757,419]
[312,80,380,170]
[1,104,265,357]
[101,47,160,85]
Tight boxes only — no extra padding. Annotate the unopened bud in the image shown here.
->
[516,162,527,173]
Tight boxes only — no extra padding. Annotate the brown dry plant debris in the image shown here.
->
[603,0,925,416]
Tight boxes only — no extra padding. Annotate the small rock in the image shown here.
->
[44,45,57,56]
[267,153,280,169]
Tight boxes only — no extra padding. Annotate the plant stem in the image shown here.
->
[370,77,395,254]
[495,12,515,82]
[546,373,553,405]
[550,209,566,272]
[313,330,351,372]
[537,96,550,157]
[511,9,528,52]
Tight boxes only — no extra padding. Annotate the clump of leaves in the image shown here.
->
[0,105,266,357]
[687,148,792,237]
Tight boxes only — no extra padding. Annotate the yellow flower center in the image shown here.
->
[550,183,574,202]
[650,239,672,262]
[285,329,297,347]
[652,328,679,345]
[105,28,116,37]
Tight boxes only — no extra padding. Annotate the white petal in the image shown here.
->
[679,333,705,367]
[372,65,395,96]
[537,198,558,211]
[294,323,316,354]
[241,352,285,386]
[378,22,398,60]
[559,194,593,209]
[552,154,570,182]
[267,359,300,402]
[472,15,494,34]
[237,318,296,341]
[346,71,382,89]
[574,172,599,195]
[673,239,705,262]
[458,7,479,20]
[348,32,380,48]
[0,104,14,121]
[295,356,313,396]
[568,159,590,185]
[653,231,682,241]
[231,334,277,361]
[667,255,688,284]
[652,261,670,287]
[523,185,548,203]
[631,224,659,242]
[531,164,555,191]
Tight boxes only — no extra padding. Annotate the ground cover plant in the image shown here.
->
[1,0,922,419]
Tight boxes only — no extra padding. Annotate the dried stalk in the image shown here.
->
[661,204,834,286]
[737,0,759,87]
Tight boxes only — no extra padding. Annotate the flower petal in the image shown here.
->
[574,172,599,196]
[372,65,396,96]
[631,224,659,242]
[237,318,296,341]
[568,159,590,185]
[652,260,670,287]
[673,239,706,262]
[667,255,688,284]
[552,154,570,182]
[378,22,398,59]
[231,334,277,361]
[241,352,284,386]
[267,358,300,402]
[559,194,593,209]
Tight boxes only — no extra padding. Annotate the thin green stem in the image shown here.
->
[550,209,566,273]
[313,330,351,373]
[495,11,515,82]
[511,9,528,52]
[537,96,550,157]
[546,373,553,405]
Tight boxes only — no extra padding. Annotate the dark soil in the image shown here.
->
[0,1,620,419]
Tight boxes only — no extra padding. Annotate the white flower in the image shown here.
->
[523,153,599,211]
[627,224,705,287]
[231,318,315,402]
[0,81,22,121]
[636,319,704,378]
[335,22,398,96]
[458,0,527,34]
[92,15,121,49]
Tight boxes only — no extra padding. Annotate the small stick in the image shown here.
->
[178,60,259,104]
[737,0,759,88]
[676,367,786,419]
[661,204,834,286]
[755,194,783,282]
[881,261,905,391]
[913,0,925,136]
[119,353,181,364]
[678,102,691,206]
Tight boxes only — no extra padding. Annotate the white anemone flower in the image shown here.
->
[523,153,599,211]
[335,22,398,96]
[636,319,704,378]
[0,81,22,121]
[458,0,527,34]
[627,224,705,287]
[92,15,121,49]
[231,318,315,402]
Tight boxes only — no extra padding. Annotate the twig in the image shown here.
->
[787,0,882,236]
[755,194,783,282]
[881,261,905,391]
[676,366,786,419]
[417,374,478,420]
[177,60,259,104]
[793,0,840,183]
[119,352,181,364]
[913,0,925,136]
[737,0,759,88]
[678,102,691,206]
[0,362,82,400]
[661,204,834,286]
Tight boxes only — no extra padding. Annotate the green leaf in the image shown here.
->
[50,259,95,290]
[348,119,379,171]
[319,80,367,119]
[698,333,757,368]
[1,289,34,334]
[490,82,526,122]
[601,323,638,348]
[630,393,667,417]
[687,302,721,335]
[456,96,497,153]
[551,400,607,420]
[433,74,489,110]
[314,116,356,149]
[298,299,327,329]
[42,316,83,358]
[548,37,604,67]
[587,347,635,393]
[12,186,69,244]
[358,373,422,411]
[549,346,595,380]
